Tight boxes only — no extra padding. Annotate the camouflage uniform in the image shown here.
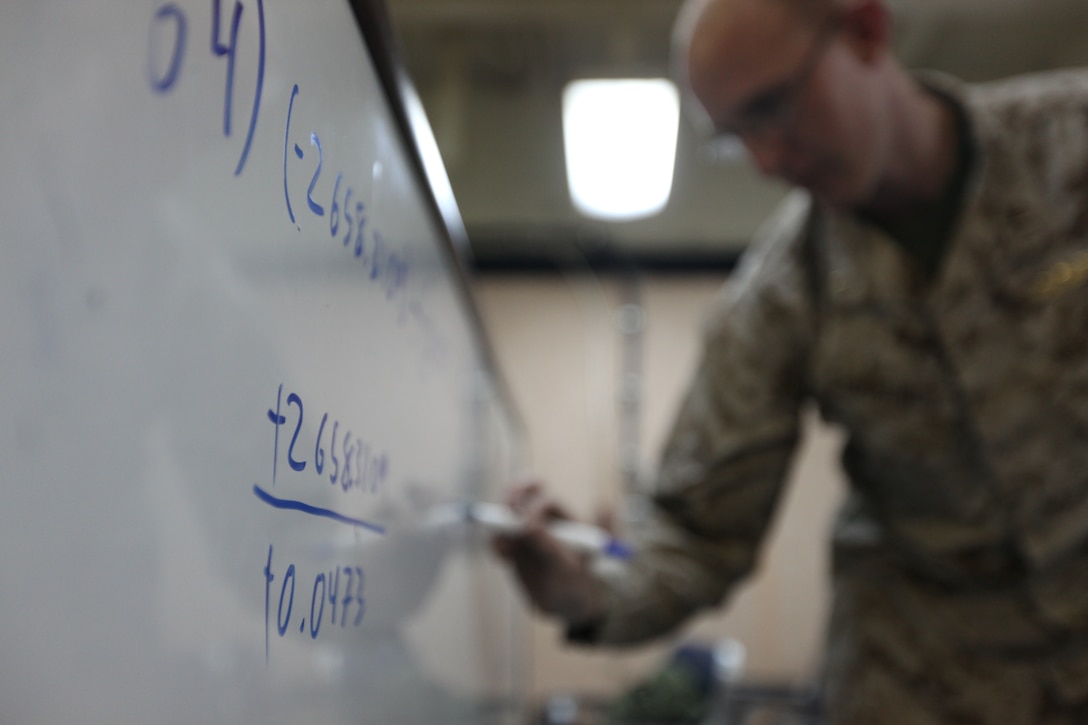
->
[582,70,1088,723]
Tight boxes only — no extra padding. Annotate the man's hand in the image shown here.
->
[491,480,609,627]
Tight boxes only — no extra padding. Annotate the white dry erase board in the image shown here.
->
[0,1,527,723]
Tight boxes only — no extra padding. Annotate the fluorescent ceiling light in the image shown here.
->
[562,78,680,222]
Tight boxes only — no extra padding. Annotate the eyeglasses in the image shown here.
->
[714,16,841,139]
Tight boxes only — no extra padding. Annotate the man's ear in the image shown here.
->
[839,0,892,65]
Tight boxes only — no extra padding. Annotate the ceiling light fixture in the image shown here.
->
[562,78,680,222]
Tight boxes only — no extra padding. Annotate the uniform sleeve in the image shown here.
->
[582,192,818,645]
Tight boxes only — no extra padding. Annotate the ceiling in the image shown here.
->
[384,0,1088,269]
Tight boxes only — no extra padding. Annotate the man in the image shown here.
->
[496,0,1088,721]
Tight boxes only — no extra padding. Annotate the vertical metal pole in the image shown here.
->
[616,274,645,495]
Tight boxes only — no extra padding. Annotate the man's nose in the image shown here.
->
[742,130,794,179]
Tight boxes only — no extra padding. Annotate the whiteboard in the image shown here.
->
[0,1,526,723]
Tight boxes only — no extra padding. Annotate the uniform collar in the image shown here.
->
[855,72,978,280]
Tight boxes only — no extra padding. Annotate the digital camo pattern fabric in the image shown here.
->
[586,69,1088,723]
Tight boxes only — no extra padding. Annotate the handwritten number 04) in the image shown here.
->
[149,1,264,175]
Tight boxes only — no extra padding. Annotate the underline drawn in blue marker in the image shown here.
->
[253,484,385,535]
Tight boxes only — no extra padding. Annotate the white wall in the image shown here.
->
[473,273,847,700]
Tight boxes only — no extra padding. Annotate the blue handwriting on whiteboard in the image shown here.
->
[267,383,390,495]
[148,0,266,175]
[282,83,412,303]
[263,545,366,663]
[252,485,385,533]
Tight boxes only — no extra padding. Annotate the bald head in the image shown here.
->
[672,0,856,130]
[671,0,944,211]
[675,0,835,50]
[677,0,811,93]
